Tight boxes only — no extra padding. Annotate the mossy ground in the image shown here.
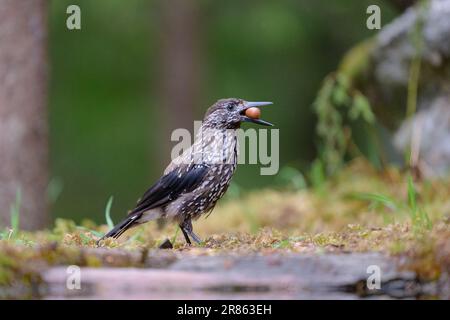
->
[1,159,449,294]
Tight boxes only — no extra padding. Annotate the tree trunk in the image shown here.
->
[0,0,49,230]
[158,0,201,166]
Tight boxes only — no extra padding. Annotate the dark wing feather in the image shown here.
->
[97,164,209,243]
[129,164,208,215]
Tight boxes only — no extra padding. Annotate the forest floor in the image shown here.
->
[1,160,449,299]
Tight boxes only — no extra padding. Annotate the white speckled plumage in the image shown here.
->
[99,98,272,245]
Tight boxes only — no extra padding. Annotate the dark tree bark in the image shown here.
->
[0,0,49,230]
[158,0,202,166]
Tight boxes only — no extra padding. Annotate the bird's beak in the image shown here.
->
[240,101,274,126]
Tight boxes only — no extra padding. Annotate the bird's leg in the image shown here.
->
[180,218,202,245]
[180,226,192,245]
[188,230,202,244]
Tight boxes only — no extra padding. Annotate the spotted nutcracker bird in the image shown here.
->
[98,98,273,245]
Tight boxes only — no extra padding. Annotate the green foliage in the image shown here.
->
[314,75,345,175]
[349,174,431,231]
[309,159,326,192]
[314,73,376,175]
[349,93,374,123]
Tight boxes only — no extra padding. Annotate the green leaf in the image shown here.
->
[332,86,350,105]
[350,93,374,123]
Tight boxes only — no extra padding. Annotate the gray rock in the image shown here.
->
[370,0,450,177]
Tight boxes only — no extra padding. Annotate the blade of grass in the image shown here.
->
[76,226,104,238]
[9,188,22,238]
[171,226,180,245]
[419,208,432,230]
[407,175,417,218]
[347,192,398,211]
[105,196,115,229]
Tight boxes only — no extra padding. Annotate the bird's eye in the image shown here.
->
[227,103,235,111]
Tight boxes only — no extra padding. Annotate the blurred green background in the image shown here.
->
[49,0,397,223]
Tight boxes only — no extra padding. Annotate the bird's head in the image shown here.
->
[202,98,273,129]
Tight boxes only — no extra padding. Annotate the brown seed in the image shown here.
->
[245,107,261,119]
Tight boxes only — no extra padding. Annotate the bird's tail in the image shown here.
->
[97,212,141,244]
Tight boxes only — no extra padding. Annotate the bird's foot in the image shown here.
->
[180,226,202,246]
[96,237,104,247]
[188,231,202,244]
